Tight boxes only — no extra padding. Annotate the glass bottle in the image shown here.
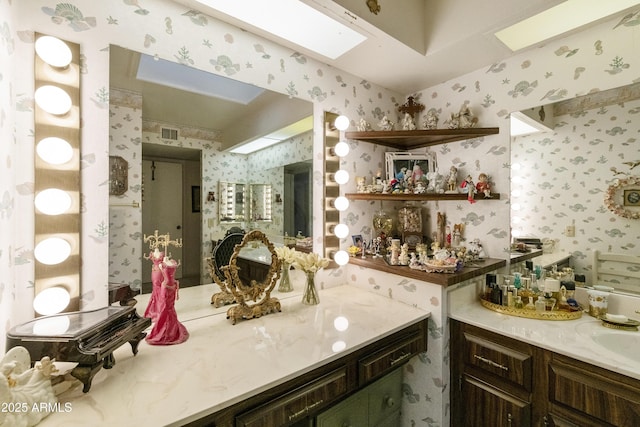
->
[535,296,546,312]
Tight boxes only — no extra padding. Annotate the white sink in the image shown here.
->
[576,321,640,363]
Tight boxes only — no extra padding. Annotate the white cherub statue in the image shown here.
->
[357,117,372,132]
[422,109,439,130]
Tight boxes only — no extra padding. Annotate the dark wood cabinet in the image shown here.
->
[451,320,640,427]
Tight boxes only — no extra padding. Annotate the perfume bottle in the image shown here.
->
[535,295,546,312]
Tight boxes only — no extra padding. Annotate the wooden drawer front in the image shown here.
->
[315,391,368,427]
[463,375,531,427]
[368,368,402,426]
[548,359,640,427]
[463,332,532,390]
[359,332,422,384]
[236,368,348,427]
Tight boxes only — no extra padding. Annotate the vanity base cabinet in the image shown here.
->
[451,320,640,427]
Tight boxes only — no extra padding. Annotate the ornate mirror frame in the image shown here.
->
[225,230,282,324]
[604,175,640,219]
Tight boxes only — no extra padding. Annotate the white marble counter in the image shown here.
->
[39,285,429,427]
[449,299,640,381]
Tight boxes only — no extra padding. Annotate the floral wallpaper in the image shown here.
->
[1,0,638,426]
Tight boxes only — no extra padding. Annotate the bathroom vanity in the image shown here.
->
[450,293,640,427]
[38,285,429,427]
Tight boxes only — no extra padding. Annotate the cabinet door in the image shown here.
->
[368,368,402,426]
[316,392,367,427]
[462,375,531,427]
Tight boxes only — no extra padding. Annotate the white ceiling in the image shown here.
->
[111,0,638,149]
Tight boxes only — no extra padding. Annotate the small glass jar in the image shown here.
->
[397,204,422,234]
[373,209,393,238]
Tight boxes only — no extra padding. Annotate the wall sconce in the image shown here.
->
[323,112,350,266]
[33,33,81,316]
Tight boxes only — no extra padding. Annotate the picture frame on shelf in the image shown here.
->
[352,235,363,249]
[624,189,640,206]
[385,151,436,183]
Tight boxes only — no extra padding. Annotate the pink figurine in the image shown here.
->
[145,256,189,345]
[460,175,476,204]
[143,248,164,322]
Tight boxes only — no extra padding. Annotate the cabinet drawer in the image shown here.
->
[548,356,640,427]
[315,390,368,427]
[463,331,532,390]
[236,368,348,427]
[359,331,422,384]
[368,368,402,426]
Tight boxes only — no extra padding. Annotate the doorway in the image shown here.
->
[284,161,312,237]
[141,145,202,292]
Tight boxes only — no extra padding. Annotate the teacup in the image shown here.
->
[587,289,609,318]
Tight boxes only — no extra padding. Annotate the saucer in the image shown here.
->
[598,316,640,331]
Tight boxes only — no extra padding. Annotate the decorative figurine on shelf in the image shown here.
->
[460,175,476,204]
[458,104,478,128]
[400,112,417,130]
[453,223,463,248]
[357,117,372,131]
[422,109,439,130]
[476,173,492,197]
[378,115,394,131]
[143,230,188,346]
[445,112,460,129]
[446,166,458,193]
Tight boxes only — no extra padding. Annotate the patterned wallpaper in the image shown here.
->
[1,1,639,426]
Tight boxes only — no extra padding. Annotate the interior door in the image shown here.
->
[142,159,183,284]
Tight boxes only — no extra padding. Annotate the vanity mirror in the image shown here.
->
[222,230,282,324]
[249,183,273,222]
[109,45,314,296]
[510,82,640,295]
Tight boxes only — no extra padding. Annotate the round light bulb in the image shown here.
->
[334,169,349,185]
[35,237,71,265]
[334,223,349,239]
[334,115,349,131]
[511,162,522,171]
[511,203,521,211]
[33,286,71,316]
[35,188,72,215]
[512,228,522,238]
[511,189,521,198]
[334,196,349,211]
[37,137,73,164]
[334,250,349,266]
[35,36,72,68]
[35,85,72,115]
[333,141,350,157]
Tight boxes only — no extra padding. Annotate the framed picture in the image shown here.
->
[352,235,363,248]
[385,151,436,183]
[192,185,201,212]
[624,189,640,206]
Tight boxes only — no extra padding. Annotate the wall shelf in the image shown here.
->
[345,192,500,202]
[345,127,499,150]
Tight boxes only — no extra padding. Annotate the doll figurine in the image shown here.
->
[476,173,491,197]
[460,175,476,203]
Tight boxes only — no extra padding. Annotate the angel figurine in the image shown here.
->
[378,115,394,131]
[400,112,416,130]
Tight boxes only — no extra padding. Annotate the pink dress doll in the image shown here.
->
[145,257,189,345]
[143,249,164,322]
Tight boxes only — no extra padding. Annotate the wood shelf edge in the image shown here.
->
[345,193,501,202]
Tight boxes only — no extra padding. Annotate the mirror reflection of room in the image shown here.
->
[108,46,313,295]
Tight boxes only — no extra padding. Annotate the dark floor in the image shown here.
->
[141,275,201,293]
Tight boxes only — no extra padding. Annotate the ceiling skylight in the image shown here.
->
[230,116,313,154]
[510,111,552,137]
[495,0,639,51]
[191,0,367,59]
[137,53,264,104]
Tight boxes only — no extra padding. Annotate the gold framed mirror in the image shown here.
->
[223,230,282,324]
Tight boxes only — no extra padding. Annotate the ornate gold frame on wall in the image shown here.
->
[224,230,282,324]
[604,175,640,219]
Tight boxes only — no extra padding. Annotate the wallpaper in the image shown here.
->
[2,1,639,426]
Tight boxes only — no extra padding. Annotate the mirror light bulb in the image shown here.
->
[35,237,71,265]
[35,36,72,68]
[35,189,72,215]
[334,115,349,131]
[334,169,349,185]
[333,141,350,157]
[33,286,71,316]
[334,196,349,211]
[35,85,72,115]
[511,203,521,211]
[333,250,349,266]
[334,223,349,239]
[37,137,73,165]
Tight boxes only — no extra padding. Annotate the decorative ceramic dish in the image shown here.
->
[598,316,640,331]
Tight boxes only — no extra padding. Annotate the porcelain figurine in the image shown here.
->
[400,112,416,130]
[422,109,439,129]
[378,115,394,131]
[143,247,164,321]
[446,166,458,193]
[356,117,372,132]
[445,112,460,129]
[459,105,478,128]
[460,175,476,203]
[476,173,492,197]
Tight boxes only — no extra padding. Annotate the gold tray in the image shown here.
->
[480,299,583,321]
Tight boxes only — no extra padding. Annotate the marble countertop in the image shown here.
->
[39,285,430,427]
[449,300,640,381]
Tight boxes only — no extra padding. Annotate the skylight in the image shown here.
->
[137,54,264,104]
[230,116,313,154]
[495,0,639,51]
[510,111,552,137]
[191,0,367,59]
